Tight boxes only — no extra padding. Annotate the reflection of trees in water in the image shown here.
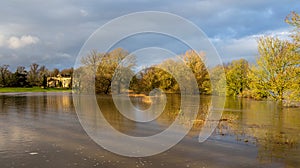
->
[217,97,243,137]
[2,94,299,166]
[253,108,300,165]
[95,94,212,137]
[0,96,34,115]
[0,94,73,116]
[96,95,137,135]
[215,97,300,166]
[156,95,212,136]
[256,129,298,165]
[74,94,300,166]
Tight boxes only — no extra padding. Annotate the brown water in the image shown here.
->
[0,93,300,168]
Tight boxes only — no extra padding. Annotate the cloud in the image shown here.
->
[217,36,258,62]
[213,28,292,63]
[0,0,299,70]
[57,52,72,58]
[0,34,5,47]
[262,29,292,41]
[0,34,40,49]
[80,9,88,17]
[7,35,39,49]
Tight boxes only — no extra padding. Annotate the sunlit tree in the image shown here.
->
[96,48,135,94]
[285,11,300,48]
[210,65,226,95]
[225,59,249,97]
[182,50,210,94]
[249,37,300,101]
[284,11,300,102]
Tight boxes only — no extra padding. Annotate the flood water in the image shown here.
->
[0,93,300,168]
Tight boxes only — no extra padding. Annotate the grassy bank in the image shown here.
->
[0,87,71,93]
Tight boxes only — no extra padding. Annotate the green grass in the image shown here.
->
[0,87,72,93]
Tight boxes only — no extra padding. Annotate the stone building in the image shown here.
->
[47,74,72,88]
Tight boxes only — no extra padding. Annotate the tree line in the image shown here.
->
[76,11,299,103]
[1,12,299,103]
[0,63,73,88]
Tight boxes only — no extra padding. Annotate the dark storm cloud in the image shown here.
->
[0,0,299,70]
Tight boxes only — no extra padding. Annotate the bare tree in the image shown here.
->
[27,63,39,86]
[0,65,11,87]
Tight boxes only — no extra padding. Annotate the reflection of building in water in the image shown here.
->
[46,94,72,112]
[47,74,71,88]
[62,94,71,107]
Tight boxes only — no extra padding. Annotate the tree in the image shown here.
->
[38,65,48,88]
[249,37,300,101]
[78,48,135,94]
[51,68,60,77]
[78,50,103,92]
[27,63,40,86]
[157,59,179,92]
[225,59,249,97]
[12,66,28,87]
[130,56,202,95]
[285,11,300,101]
[81,49,103,74]
[181,50,210,94]
[285,11,300,48]
[135,67,166,94]
[210,65,227,95]
[16,66,26,74]
[96,48,134,94]
[129,75,142,93]
[131,67,156,93]
[60,68,73,77]
[0,65,11,87]
[157,58,196,94]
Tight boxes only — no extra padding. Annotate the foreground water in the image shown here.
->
[0,93,299,167]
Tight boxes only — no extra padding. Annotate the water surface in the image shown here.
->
[0,93,299,167]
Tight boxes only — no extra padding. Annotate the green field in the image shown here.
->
[0,87,72,93]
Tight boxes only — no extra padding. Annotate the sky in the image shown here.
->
[0,0,299,70]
